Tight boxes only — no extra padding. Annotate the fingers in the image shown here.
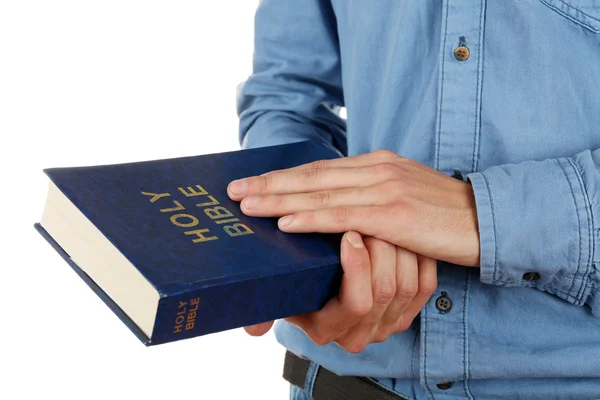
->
[228,167,359,199]
[285,242,438,353]
[276,205,393,241]
[262,150,400,175]
[338,231,374,316]
[378,247,419,332]
[244,320,274,337]
[227,164,399,200]
[389,254,437,334]
[333,237,397,352]
[240,185,391,216]
[285,231,372,346]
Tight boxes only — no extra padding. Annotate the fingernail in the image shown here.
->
[242,196,259,209]
[279,215,294,228]
[346,231,364,248]
[229,179,247,195]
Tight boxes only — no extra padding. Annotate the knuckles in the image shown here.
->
[337,339,369,354]
[309,190,332,207]
[347,301,372,318]
[372,326,396,343]
[379,179,405,200]
[299,167,321,182]
[373,278,397,306]
[419,277,438,297]
[310,159,331,170]
[371,149,399,161]
[368,162,401,178]
[394,317,413,333]
[385,200,413,223]
[331,206,351,224]
[309,332,334,347]
[396,279,419,301]
[257,174,274,192]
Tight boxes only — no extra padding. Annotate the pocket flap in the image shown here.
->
[540,0,600,32]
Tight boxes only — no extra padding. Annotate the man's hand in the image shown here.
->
[228,150,480,266]
[244,231,437,353]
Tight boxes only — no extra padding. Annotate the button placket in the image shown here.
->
[420,265,471,390]
[433,4,486,176]
[422,0,486,394]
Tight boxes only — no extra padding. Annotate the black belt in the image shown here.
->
[283,351,408,400]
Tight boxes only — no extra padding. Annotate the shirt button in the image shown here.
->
[453,46,470,61]
[435,295,452,312]
[436,381,454,390]
[523,272,541,281]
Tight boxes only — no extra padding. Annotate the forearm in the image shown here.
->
[237,0,346,154]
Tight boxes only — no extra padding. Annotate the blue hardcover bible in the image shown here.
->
[35,141,343,345]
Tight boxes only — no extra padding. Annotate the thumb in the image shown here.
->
[339,231,373,316]
[244,321,274,337]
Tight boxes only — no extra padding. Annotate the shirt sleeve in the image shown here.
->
[467,149,600,315]
[236,0,346,155]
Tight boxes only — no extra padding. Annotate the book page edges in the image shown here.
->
[40,180,159,339]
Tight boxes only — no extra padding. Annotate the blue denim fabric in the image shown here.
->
[289,361,320,400]
[238,1,600,399]
[289,385,310,400]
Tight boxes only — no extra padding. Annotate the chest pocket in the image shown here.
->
[540,0,600,32]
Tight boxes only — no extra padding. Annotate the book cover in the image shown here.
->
[35,141,343,345]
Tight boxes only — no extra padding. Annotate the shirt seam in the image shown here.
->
[535,278,594,299]
[424,0,450,395]
[462,269,474,400]
[434,0,450,173]
[557,158,583,302]
[480,173,499,283]
[410,327,419,379]
[422,299,433,397]
[553,0,600,23]
[567,156,594,302]
[538,0,600,33]
[470,0,487,174]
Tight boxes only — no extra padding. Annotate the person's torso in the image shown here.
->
[277,1,600,399]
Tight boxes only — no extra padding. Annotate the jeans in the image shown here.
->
[289,384,310,400]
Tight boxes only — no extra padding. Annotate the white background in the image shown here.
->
[1,1,291,399]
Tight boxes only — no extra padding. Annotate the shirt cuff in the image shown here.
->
[467,157,594,306]
[241,113,345,158]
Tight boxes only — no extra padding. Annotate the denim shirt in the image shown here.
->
[237,1,600,399]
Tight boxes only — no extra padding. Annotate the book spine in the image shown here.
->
[149,263,341,345]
